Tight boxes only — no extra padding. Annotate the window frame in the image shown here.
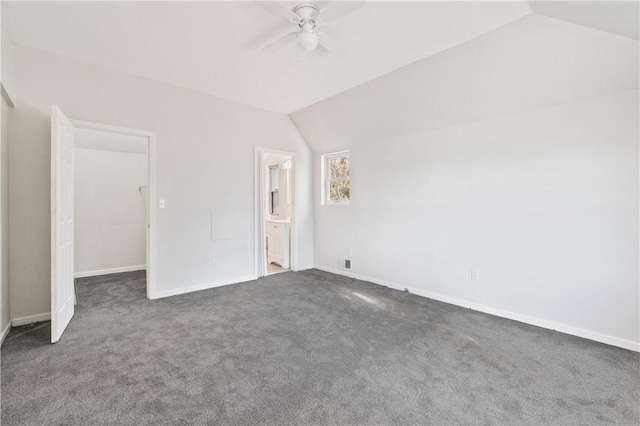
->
[321,150,350,206]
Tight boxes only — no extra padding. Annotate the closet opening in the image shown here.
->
[72,125,152,304]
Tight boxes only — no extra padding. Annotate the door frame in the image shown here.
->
[254,147,297,278]
[71,119,157,299]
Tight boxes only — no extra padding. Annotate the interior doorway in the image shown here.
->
[73,128,148,280]
[71,120,156,301]
[255,148,296,278]
[50,105,156,342]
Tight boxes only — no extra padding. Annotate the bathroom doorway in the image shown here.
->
[255,148,296,277]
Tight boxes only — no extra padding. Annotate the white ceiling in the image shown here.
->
[530,0,639,40]
[290,13,639,152]
[4,1,532,114]
[4,1,637,115]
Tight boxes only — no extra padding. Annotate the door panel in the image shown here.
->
[51,105,75,343]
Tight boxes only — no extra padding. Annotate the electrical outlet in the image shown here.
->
[471,269,480,280]
[212,255,219,264]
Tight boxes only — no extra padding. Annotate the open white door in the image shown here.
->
[51,105,75,343]
[257,152,267,277]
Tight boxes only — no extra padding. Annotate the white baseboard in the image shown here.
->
[75,265,146,278]
[151,275,257,300]
[313,264,640,352]
[12,312,51,327]
[0,321,11,346]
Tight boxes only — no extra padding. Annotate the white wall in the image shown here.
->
[1,6,17,103]
[74,147,147,276]
[291,15,639,350]
[9,46,313,321]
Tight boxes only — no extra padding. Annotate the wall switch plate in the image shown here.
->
[212,255,218,263]
[471,269,480,280]
[159,199,166,209]
[349,249,354,258]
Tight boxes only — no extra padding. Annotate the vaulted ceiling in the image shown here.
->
[3,1,638,114]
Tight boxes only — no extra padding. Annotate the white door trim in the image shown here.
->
[71,119,158,300]
[254,146,297,278]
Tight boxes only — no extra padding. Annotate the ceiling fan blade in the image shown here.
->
[317,33,348,56]
[254,1,300,22]
[263,32,298,53]
[318,1,365,23]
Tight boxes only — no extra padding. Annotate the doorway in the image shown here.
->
[71,120,156,299]
[255,148,296,277]
[73,128,148,281]
[50,106,156,342]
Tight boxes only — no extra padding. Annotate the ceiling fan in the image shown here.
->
[260,2,365,54]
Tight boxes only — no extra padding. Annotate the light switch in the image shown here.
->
[159,199,166,209]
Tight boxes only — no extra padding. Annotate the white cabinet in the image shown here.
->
[267,221,290,269]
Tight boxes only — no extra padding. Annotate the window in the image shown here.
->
[269,165,279,215]
[322,151,350,205]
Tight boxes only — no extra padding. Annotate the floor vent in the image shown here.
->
[338,258,352,271]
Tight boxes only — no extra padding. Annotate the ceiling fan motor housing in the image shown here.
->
[293,4,320,22]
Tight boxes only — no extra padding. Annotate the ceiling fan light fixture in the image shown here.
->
[262,1,364,55]
[298,30,319,51]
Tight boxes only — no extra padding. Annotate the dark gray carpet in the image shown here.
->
[1,269,639,425]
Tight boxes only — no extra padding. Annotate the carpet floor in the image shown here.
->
[1,269,638,425]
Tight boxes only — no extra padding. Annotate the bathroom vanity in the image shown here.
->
[266,220,290,269]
